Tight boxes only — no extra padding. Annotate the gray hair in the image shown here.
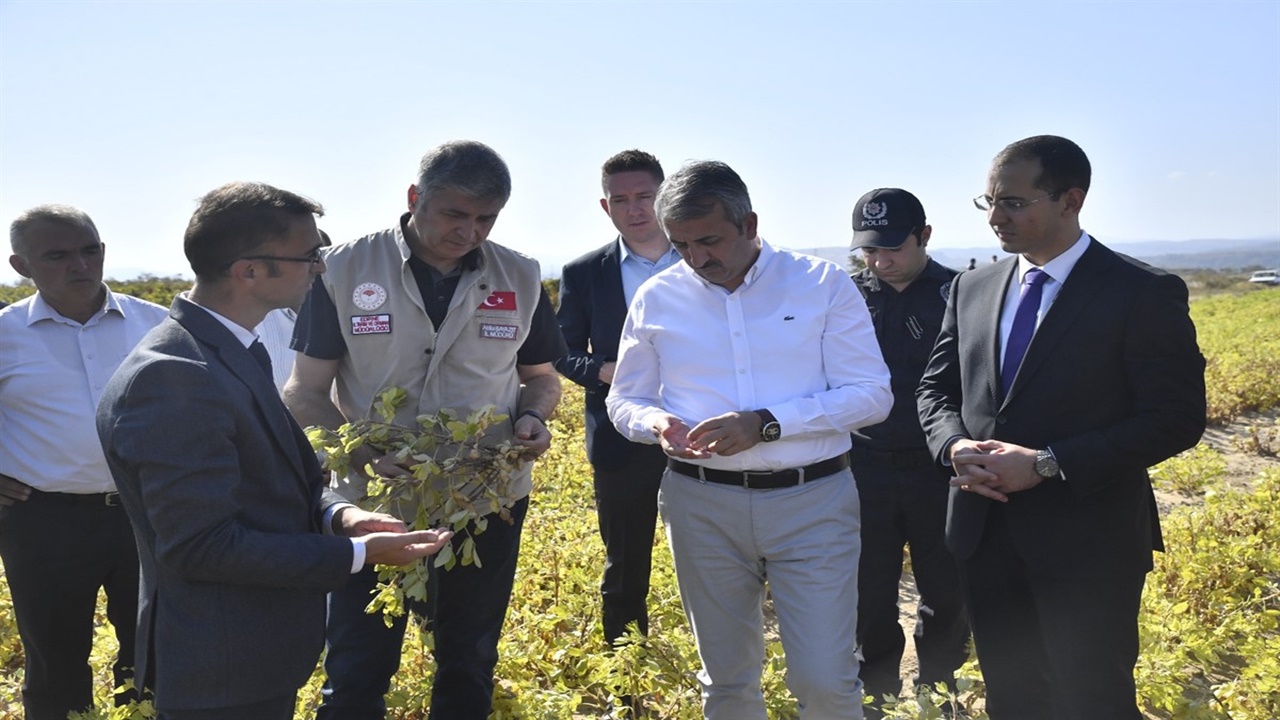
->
[10,204,100,257]
[655,160,752,233]
[414,140,512,208]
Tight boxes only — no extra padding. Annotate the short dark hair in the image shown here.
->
[655,160,752,233]
[994,135,1092,196]
[10,204,100,258]
[601,149,664,193]
[414,140,512,209]
[183,182,324,281]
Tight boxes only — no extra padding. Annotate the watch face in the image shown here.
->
[762,422,782,442]
[1035,452,1059,478]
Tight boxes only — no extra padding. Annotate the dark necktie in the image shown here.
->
[1001,268,1049,396]
[248,340,274,380]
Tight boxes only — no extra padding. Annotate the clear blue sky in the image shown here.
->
[2,0,1277,283]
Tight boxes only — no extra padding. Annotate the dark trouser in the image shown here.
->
[593,445,666,645]
[960,504,1145,720]
[158,693,295,720]
[0,489,140,720]
[850,447,969,713]
[316,497,529,720]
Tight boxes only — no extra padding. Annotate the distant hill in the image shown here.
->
[783,238,1279,273]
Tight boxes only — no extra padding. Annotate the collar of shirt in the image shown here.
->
[1000,230,1091,362]
[1015,230,1091,288]
[396,212,482,273]
[24,284,118,327]
[183,293,258,349]
[617,236,682,306]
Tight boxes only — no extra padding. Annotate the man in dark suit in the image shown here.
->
[917,135,1206,719]
[555,149,681,647]
[96,182,450,720]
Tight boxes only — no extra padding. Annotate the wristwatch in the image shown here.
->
[755,409,781,442]
[1034,448,1061,479]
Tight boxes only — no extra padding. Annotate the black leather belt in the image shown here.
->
[668,455,849,490]
[31,489,122,507]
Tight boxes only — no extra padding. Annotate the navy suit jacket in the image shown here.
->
[555,239,658,470]
[97,297,353,710]
[917,238,1206,579]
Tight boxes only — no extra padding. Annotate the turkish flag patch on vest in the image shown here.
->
[478,290,517,310]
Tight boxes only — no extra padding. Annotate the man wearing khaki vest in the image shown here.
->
[285,140,566,720]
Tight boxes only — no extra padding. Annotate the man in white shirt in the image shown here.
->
[606,160,893,720]
[0,204,168,719]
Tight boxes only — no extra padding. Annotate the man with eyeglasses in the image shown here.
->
[917,136,1206,718]
[0,204,166,719]
[255,229,332,392]
[286,140,566,720]
[848,188,967,715]
[95,182,451,720]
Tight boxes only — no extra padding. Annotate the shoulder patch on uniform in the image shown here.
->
[940,281,953,302]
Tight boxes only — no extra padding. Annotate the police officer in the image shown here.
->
[849,188,969,714]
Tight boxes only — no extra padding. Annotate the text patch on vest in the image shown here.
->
[479,323,519,341]
[351,314,392,335]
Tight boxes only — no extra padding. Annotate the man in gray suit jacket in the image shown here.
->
[917,136,1205,719]
[97,182,451,720]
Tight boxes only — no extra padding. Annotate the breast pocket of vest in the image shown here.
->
[473,314,522,343]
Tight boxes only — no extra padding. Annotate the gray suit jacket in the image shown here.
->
[917,238,1206,578]
[97,296,353,710]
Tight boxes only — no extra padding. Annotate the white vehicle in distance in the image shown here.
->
[1247,270,1280,286]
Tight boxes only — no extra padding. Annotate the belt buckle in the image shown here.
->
[741,470,774,489]
[104,492,121,507]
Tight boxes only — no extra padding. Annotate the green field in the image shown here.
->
[1,282,1278,719]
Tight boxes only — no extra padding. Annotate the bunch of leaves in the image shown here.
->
[1138,466,1280,718]
[305,387,528,623]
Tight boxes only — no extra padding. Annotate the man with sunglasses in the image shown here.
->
[848,188,967,715]
[96,182,451,720]
[917,136,1206,718]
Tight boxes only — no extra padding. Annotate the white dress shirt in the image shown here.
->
[0,288,168,493]
[254,308,298,392]
[998,231,1091,367]
[606,240,892,471]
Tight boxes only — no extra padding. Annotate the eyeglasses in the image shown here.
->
[238,247,324,265]
[972,193,1060,213]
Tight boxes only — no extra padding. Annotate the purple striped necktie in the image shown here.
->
[1001,268,1049,396]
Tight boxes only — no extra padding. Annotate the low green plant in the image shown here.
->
[1151,443,1227,496]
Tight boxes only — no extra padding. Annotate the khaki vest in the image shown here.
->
[320,225,542,514]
